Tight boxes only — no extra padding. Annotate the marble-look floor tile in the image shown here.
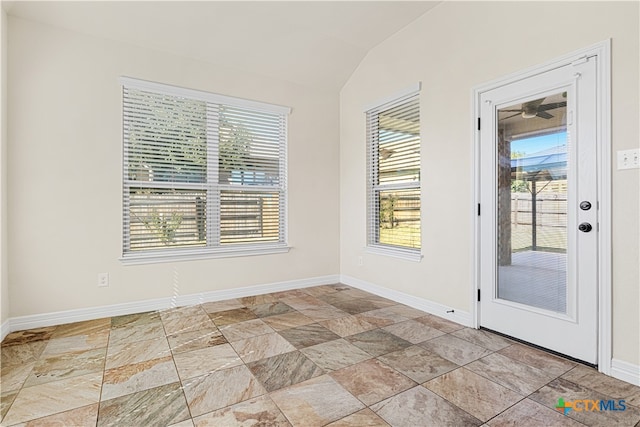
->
[356,307,409,325]
[192,395,291,426]
[160,304,205,320]
[43,319,111,355]
[101,355,180,400]
[486,398,584,427]
[3,372,102,425]
[319,315,378,337]
[328,299,382,315]
[424,367,522,422]
[352,312,397,329]
[561,364,640,406]
[108,322,166,346]
[414,314,465,333]
[301,339,372,371]
[110,311,161,329]
[371,386,482,427]
[278,323,341,349]
[13,403,99,427]
[209,307,258,326]
[317,292,356,306]
[358,295,397,308]
[466,352,554,395]
[1,390,17,422]
[173,343,242,380]
[247,350,324,392]
[335,288,374,299]
[384,305,428,319]
[377,345,458,383]
[281,295,332,311]
[300,306,350,322]
[24,347,106,387]
[450,328,514,352]
[1,327,57,347]
[383,319,446,344]
[201,299,245,314]
[302,285,341,297]
[530,377,640,426]
[51,318,111,339]
[250,302,295,318]
[261,311,314,331]
[0,341,47,367]
[41,330,110,356]
[270,375,365,427]
[169,419,195,427]
[98,382,190,427]
[330,359,416,406]
[182,364,266,418]
[269,289,310,299]
[167,328,227,354]
[230,332,297,363]
[324,408,390,427]
[161,313,215,336]
[345,329,412,357]
[0,361,36,393]
[218,318,275,342]
[419,334,492,366]
[498,343,577,378]
[105,337,171,370]
[240,294,279,307]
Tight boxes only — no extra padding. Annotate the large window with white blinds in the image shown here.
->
[366,88,421,258]
[121,78,289,263]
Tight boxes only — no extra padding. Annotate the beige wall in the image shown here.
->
[7,16,340,317]
[340,1,639,365]
[1,8,8,326]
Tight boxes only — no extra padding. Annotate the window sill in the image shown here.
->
[365,245,423,262]
[121,244,291,265]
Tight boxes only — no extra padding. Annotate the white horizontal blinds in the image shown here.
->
[218,105,285,245]
[124,88,207,184]
[367,92,421,251]
[122,79,288,255]
[124,88,208,252]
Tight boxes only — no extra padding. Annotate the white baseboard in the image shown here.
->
[1,318,9,342]
[610,358,640,387]
[340,274,473,327]
[5,274,340,334]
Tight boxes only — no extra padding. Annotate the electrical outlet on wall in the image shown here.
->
[617,149,640,170]
[98,273,109,287]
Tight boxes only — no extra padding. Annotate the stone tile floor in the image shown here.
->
[1,284,639,426]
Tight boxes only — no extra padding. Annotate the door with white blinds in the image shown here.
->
[366,89,421,258]
[478,57,599,364]
[121,78,289,262]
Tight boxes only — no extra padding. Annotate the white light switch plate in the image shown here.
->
[617,149,640,170]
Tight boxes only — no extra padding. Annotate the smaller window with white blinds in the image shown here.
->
[121,78,290,263]
[366,88,421,258]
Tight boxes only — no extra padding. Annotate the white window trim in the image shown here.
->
[120,77,291,264]
[365,84,422,261]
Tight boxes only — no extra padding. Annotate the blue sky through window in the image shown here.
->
[512,131,567,157]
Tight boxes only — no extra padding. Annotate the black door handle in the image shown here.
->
[578,222,592,232]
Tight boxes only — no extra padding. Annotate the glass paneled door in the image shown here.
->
[496,93,569,314]
[479,57,599,364]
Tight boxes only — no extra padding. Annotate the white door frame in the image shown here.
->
[471,40,611,374]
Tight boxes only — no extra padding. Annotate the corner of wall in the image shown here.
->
[0,7,9,331]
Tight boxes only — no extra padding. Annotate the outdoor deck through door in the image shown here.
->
[478,57,599,364]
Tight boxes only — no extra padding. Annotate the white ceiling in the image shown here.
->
[4,1,440,90]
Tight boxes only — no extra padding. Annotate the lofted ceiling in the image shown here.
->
[4,1,440,91]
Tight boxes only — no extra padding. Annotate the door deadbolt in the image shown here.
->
[578,222,592,233]
[580,201,592,211]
